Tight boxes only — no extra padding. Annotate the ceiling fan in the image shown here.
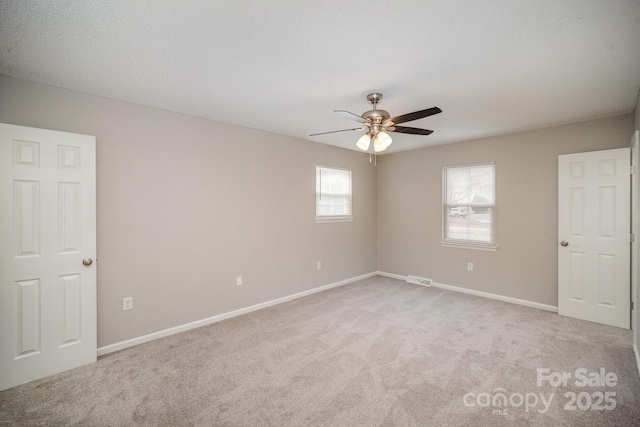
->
[310,93,442,152]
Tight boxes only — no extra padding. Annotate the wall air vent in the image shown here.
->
[407,275,432,287]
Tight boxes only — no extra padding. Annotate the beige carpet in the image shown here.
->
[1,275,639,426]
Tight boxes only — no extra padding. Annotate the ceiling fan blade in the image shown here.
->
[335,110,367,123]
[310,127,364,136]
[389,107,442,125]
[390,126,434,136]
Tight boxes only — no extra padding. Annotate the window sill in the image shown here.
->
[316,216,354,223]
[441,240,497,251]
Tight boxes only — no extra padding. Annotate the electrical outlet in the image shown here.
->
[467,262,474,272]
[317,261,321,270]
[123,297,133,311]
[236,276,243,286]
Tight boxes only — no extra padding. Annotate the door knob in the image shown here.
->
[82,258,93,266]
[560,241,569,247]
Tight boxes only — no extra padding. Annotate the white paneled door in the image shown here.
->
[0,123,97,391]
[558,148,630,329]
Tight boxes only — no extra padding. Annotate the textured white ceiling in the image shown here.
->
[1,1,639,153]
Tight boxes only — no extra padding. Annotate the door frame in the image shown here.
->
[631,131,639,362]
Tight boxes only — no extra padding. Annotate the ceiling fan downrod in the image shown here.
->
[362,93,391,125]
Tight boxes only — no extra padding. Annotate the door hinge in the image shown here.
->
[631,233,635,243]
[632,301,634,311]
[631,165,636,175]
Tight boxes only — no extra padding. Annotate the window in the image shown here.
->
[442,162,496,249]
[316,166,352,222]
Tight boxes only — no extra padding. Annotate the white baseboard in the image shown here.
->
[376,271,558,313]
[635,344,640,376]
[98,271,377,356]
[378,271,407,282]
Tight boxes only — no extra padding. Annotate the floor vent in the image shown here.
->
[407,275,432,287]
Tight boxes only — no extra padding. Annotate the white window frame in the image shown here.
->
[442,162,497,250]
[316,165,353,223]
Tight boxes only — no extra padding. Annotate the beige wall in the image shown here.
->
[0,75,378,348]
[377,115,634,307]
[1,73,636,349]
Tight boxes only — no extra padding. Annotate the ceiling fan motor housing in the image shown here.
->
[362,109,391,123]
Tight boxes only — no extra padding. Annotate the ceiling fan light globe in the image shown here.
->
[356,134,371,151]
[376,131,393,149]
[373,138,388,152]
